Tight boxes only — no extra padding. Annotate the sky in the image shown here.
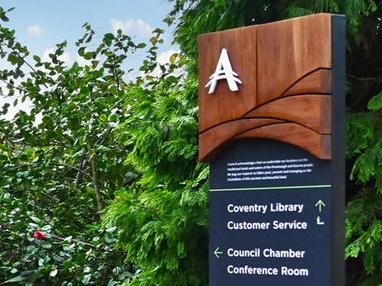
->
[1,0,175,60]
[0,0,177,119]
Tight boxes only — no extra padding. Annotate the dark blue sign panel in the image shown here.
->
[209,139,332,286]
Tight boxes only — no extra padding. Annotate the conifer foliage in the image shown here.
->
[0,1,381,285]
[169,0,382,285]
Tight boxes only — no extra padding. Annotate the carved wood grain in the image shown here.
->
[237,123,331,159]
[198,14,333,162]
[257,14,332,104]
[199,118,283,161]
[244,95,332,134]
[198,26,257,132]
[283,69,332,96]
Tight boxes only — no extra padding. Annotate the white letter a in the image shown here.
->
[205,48,242,94]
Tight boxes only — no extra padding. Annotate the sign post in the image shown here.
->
[198,14,345,286]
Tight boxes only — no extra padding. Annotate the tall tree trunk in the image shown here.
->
[75,157,87,187]
[91,153,103,213]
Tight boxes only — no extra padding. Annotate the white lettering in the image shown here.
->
[227,221,270,230]
[270,203,304,213]
[227,203,267,214]
[281,266,309,276]
[273,220,308,230]
[227,248,260,258]
[227,265,278,276]
[263,248,305,258]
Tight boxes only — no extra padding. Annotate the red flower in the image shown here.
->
[33,230,47,240]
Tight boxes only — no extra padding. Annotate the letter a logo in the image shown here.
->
[205,48,242,94]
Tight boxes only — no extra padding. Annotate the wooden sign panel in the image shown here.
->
[198,14,345,286]
[199,14,333,162]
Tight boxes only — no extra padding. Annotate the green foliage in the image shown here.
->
[0,4,208,285]
[104,182,208,286]
[168,1,382,285]
[1,1,382,285]
[0,7,141,285]
[346,112,376,157]
[346,91,382,283]
[368,91,382,111]
[104,47,209,285]
[169,0,379,63]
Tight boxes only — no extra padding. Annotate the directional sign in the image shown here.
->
[209,139,332,286]
[198,13,345,286]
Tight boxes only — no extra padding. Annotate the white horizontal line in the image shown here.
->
[210,185,332,192]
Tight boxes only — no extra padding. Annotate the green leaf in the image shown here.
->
[0,13,9,22]
[30,216,41,223]
[169,53,178,64]
[49,269,58,277]
[368,91,382,111]
[152,28,164,34]
[7,54,22,66]
[136,43,147,49]
[103,33,114,46]
[0,271,34,285]
[78,47,86,56]
[83,51,94,60]
[99,114,107,121]
[33,55,41,62]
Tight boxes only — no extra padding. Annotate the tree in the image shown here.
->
[0,4,208,285]
[0,9,143,285]
[103,57,208,285]
[1,1,382,285]
[167,0,382,285]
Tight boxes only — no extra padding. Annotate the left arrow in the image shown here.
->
[214,247,223,259]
